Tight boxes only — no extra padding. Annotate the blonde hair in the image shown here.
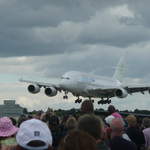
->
[126,115,137,127]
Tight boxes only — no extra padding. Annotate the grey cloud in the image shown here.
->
[33,48,124,77]
[0,0,135,57]
[0,27,74,57]
[29,47,150,81]
[0,0,113,28]
[127,0,150,27]
[127,49,150,78]
[78,10,150,47]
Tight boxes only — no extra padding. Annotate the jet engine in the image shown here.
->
[45,87,57,97]
[28,84,40,94]
[115,88,128,98]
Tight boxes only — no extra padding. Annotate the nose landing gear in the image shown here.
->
[97,98,111,105]
[63,91,68,99]
[63,95,68,99]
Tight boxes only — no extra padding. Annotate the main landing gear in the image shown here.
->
[75,97,82,103]
[63,91,68,99]
[63,95,68,99]
[97,98,111,105]
[74,97,111,104]
[88,97,94,103]
[75,97,95,104]
[63,92,112,105]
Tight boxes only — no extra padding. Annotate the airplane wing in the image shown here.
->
[19,78,61,90]
[124,84,150,94]
[86,83,150,98]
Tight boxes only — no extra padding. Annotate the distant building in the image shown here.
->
[0,100,25,117]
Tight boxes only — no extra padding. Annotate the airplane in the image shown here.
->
[20,54,150,104]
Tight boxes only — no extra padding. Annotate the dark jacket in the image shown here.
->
[126,127,145,150]
[110,136,137,150]
[96,140,110,150]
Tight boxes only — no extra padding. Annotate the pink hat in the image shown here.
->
[0,117,19,137]
[112,112,122,118]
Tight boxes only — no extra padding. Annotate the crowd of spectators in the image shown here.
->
[0,100,150,150]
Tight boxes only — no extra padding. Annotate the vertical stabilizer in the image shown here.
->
[113,52,127,82]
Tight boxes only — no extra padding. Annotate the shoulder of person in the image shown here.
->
[1,145,17,150]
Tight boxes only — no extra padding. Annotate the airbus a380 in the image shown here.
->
[20,55,150,104]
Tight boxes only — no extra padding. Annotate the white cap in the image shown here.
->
[16,119,52,150]
[105,115,115,125]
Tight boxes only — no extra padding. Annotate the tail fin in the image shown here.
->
[113,52,127,82]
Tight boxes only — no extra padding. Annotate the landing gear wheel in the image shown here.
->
[75,99,78,103]
[78,99,82,103]
[63,95,68,99]
[98,101,101,105]
[108,99,111,104]
[75,99,82,103]
[97,99,111,104]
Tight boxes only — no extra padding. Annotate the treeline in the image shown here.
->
[27,107,150,117]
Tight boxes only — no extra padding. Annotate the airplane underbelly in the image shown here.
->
[68,82,87,96]
[71,82,86,94]
[60,80,85,94]
[88,90,115,98]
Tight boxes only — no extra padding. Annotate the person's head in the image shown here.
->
[142,117,150,128]
[33,111,43,120]
[80,100,94,114]
[16,119,53,150]
[78,114,103,140]
[110,118,124,137]
[18,115,27,127]
[58,130,97,150]
[10,117,17,126]
[48,115,59,129]
[126,115,137,127]
[0,117,19,138]
[107,105,116,114]
[65,116,77,130]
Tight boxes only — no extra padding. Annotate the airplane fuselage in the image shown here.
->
[60,71,121,98]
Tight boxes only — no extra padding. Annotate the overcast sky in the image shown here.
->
[0,0,150,111]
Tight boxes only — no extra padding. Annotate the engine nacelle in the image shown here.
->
[28,84,40,94]
[115,88,128,98]
[45,87,57,97]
